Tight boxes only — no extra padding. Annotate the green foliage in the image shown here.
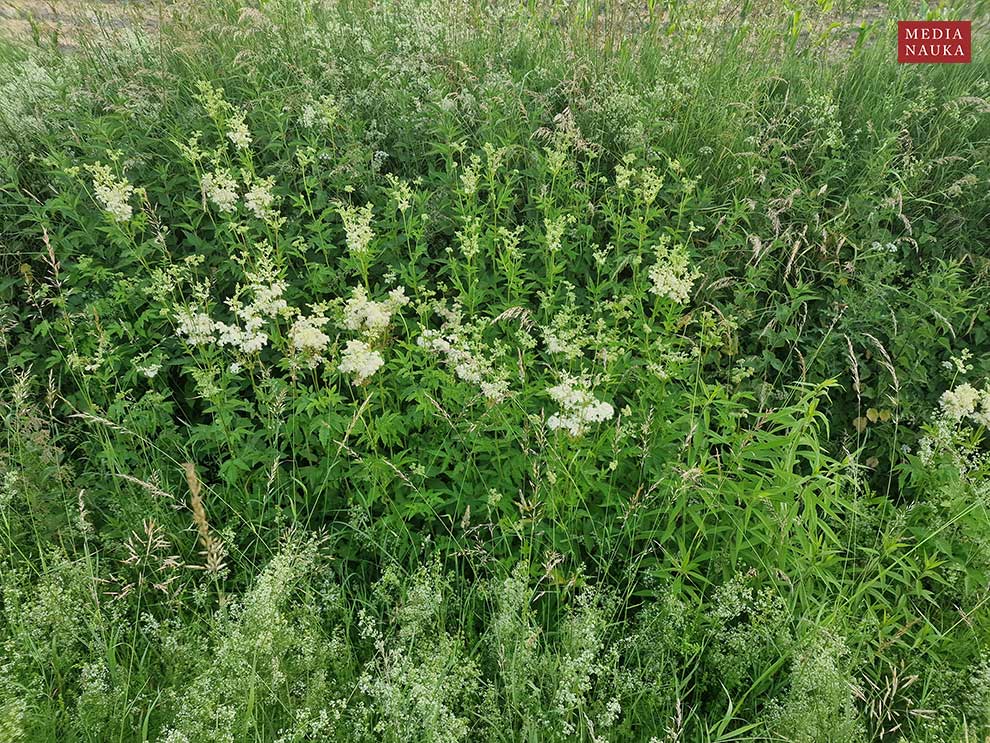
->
[1,0,989,740]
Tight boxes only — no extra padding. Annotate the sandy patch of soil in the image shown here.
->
[1,0,156,47]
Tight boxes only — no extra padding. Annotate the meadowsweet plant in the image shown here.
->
[87,161,137,223]
[546,374,614,437]
[1,0,989,740]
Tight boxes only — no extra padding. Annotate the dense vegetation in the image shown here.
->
[1,0,988,740]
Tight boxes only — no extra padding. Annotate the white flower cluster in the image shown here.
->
[647,237,700,304]
[544,214,574,254]
[918,379,990,473]
[418,309,511,402]
[337,202,375,257]
[541,291,589,360]
[546,375,614,436]
[89,162,135,223]
[299,93,339,130]
[338,285,409,384]
[136,361,162,379]
[460,154,481,196]
[342,285,409,339]
[175,308,216,346]
[244,177,276,221]
[386,174,413,213]
[455,217,482,261]
[940,382,990,427]
[289,311,331,356]
[636,166,664,206]
[217,279,290,353]
[175,270,291,356]
[339,340,384,384]
[227,111,251,150]
[613,152,638,190]
[201,170,239,213]
[193,79,251,152]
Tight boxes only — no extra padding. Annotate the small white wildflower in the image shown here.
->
[0,471,18,509]
[647,238,700,304]
[201,170,238,213]
[940,383,981,421]
[939,381,990,428]
[300,94,338,129]
[289,312,331,356]
[244,177,276,220]
[89,162,135,223]
[547,375,614,436]
[943,349,974,375]
[637,166,664,205]
[460,154,481,196]
[542,291,588,360]
[480,379,510,402]
[337,202,375,257]
[615,153,636,190]
[227,112,252,150]
[615,164,633,190]
[175,309,216,346]
[593,243,612,267]
[455,216,482,261]
[417,317,510,403]
[544,214,574,254]
[339,339,384,384]
[387,175,413,213]
[342,285,408,339]
[240,279,289,321]
[136,362,162,379]
[601,697,622,728]
[214,321,268,354]
[300,104,318,129]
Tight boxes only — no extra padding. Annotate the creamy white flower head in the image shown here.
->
[387,175,413,213]
[455,216,482,261]
[227,112,251,150]
[648,238,700,304]
[300,94,338,130]
[214,321,267,354]
[202,170,238,213]
[940,383,980,421]
[235,279,289,324]
[342,284,408,339]
[637,166,664,205]
[547,374,614,436]
[614,153,637,190]
[480,379,510,402]
[460,154,481,197]
[940,382,990,427]
[175,309,216,346]
[289,313,331,355]
[244,177,275,220]
[136,362,161,379]
[339,339,384,384]
[337,202,375,257]
[89,162,135,223]
[417,315,510,403]
[544,214,574,254]
[541,291,588,360]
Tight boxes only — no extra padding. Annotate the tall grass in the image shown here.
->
[1,0,989,740]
